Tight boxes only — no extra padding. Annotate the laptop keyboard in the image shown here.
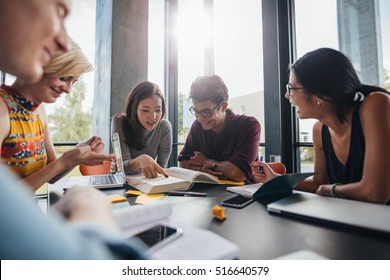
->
[91,174,119,185]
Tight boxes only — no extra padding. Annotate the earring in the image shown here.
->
[317,100,321,106]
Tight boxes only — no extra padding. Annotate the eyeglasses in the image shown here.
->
[286,83,305,97]
[189,102,225,118]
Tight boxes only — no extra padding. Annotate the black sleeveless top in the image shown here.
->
[322,103,365,184]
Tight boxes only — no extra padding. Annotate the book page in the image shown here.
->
[126,173,192,194]
[127,174,186,186]
[113,201,171,231]
[226,183,263,198]
[167,167,219,183]
[166,167,198,181]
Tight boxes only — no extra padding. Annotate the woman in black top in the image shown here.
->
[253,48,390,204]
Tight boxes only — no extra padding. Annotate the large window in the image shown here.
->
[177,0,205,150]
[175,0,265,161]
[45,0,97,145]
[148,0,165,88]
[293,0,389,172]
[214,0,264,150]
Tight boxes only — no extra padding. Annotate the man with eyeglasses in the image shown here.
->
[178,75,260,183]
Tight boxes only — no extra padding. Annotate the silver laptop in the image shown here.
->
[267,191,390,234]
[64,132,125,189]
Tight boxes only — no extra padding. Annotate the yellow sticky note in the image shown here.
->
[107,194,128,204]
[219,179,245,186]
[35,183,48,197]
[135,194,164,204]
[125,190,144,196]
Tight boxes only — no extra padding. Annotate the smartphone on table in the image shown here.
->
[133,224,183,254]
[221,195,254,209]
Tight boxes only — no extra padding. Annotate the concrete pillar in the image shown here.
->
[94,0,148,151]
[337,0,383,85]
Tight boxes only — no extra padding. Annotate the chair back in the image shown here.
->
[268,162,287,175]
[79,161,111,176]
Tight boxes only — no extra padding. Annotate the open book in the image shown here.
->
[126,167,221,194]
[227,172,314,199]
[113,201,239,259]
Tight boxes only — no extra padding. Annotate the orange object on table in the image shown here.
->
[212,205,226,221]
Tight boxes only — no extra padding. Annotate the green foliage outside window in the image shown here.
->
[49,79,92,146]
[384,69,390,92]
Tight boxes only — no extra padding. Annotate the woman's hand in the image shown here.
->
[77,135,105,153]
[60,145,115,169]
[135,154,168,178]
[315,184,333,197]
[251,161,278,183]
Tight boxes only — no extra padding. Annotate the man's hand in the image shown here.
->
[188,151,208,167]
[200,162,223,177]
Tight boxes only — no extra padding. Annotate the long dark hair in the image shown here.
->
[291,48,389,122]
[122,81,166,150]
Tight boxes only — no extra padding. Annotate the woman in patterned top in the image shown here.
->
[0,37,115,191]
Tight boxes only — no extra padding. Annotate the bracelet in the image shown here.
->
[330,183,342,198]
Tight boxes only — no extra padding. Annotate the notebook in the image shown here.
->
[63,132,125,189]
[267,191,390,234]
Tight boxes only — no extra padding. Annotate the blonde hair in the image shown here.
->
[43,37,93,77]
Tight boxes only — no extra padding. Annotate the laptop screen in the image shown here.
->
[112,132,124,174]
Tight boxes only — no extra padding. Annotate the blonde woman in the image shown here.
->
[0,37,114,191]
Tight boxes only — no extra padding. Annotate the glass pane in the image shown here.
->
[380,0,390,92]
[45,0,97,143]
[299,147,314,172]
[177,0,265,157]
[148,0,165,88]
[294,0,389,170]
[3,73,16,85]
[214,0,264,144]
[177,0,204,144]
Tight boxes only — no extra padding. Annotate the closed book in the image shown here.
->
[226,172,314,199]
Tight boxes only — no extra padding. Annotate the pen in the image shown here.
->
[259,155,263,172]
[167,191,207,197]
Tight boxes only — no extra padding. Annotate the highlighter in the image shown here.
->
[259,155,263,172]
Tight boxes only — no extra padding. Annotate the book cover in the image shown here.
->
[227,172,314,199]
[126,167,221,194]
